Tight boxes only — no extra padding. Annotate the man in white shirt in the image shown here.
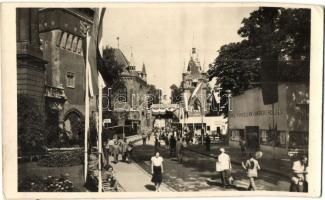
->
[291,155,308,192]
[216,148,232,187]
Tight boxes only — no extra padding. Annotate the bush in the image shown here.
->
[18,174,75,192]
[38,149,84,167]
[18,95,47,157]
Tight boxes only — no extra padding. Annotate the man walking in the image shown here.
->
[205,134,211,152]
[142,132,147,145]
[216,148,232,188]
[169,135,176,157]
[176,138,184,163]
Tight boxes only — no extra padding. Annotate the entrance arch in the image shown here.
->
[64,108,84,145]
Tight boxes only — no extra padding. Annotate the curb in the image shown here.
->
[184,147,291,179]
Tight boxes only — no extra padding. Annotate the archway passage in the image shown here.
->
[64,109,84,146]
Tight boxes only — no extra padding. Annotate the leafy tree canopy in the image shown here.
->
[170,83,184,104]
[208,7,310,116]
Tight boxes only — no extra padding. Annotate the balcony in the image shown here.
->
[45,85,67,100]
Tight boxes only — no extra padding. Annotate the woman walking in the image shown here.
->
[151,152,164,192]
[243,153,261,191]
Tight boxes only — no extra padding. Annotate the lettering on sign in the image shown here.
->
[229,109,283,118]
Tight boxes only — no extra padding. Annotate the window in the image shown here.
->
[230,129,242,141]
[288,131,308,149]
[259,129,287,148]
[66,72,75,88]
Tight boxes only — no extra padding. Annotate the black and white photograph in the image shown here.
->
[1,2,323,198]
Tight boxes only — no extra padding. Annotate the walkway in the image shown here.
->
[108,138,174,192]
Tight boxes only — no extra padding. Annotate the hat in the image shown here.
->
[220,148,225,153]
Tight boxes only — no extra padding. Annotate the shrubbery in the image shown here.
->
[38,149,84,167]
[18,174,75,192]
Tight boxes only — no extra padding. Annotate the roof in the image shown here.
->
[113,48,129,68]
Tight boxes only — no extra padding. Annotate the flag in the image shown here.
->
[260,53,278,105]
[210,92,219,113]
[83,8,106,97]
[188,81,203,106]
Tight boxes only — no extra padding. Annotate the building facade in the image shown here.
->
[17,8,47,113]
[38,8,97,141]
[103,48,152,135]
[228,82,309,157]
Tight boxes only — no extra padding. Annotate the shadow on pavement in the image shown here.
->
[145,184,156,191]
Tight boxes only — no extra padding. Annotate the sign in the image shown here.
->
[103,119,111,124]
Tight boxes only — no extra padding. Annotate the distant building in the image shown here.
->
[182,47,208,116]
[102,47,152,135]
[228,82,309,158]
[179,47,227,136]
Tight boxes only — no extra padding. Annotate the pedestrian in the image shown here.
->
[164,134,169,150]
[169,135,176,157]
[108,138,115,156]
[243,152,261,191]
[126,141,134,164]
[121,138,128,162]
[103,138,110,166]
[103,165,118,192]
[176,138,184,163]
[205,134,211,152]
[112,138,120,163]
[154,136,160,153]
[290,155,308,192]
[239,137,247,161]
[216,148,232,188]
[151,152,164,192]
[148,131,151,141]
[142,132,147,145]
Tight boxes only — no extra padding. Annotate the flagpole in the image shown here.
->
[98,74,103,192]
[84,32,90,182]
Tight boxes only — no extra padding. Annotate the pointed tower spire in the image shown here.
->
[142,62,147,82]
[142,63,146,74]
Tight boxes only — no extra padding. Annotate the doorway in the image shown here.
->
[245,126,260,151]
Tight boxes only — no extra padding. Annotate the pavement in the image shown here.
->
[131,137,290,191]
[185,143,292,178]
[107,137,174,192]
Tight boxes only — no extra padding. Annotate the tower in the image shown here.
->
[182,47,208,116]
[142,63,147,82]
[17,8,47,112]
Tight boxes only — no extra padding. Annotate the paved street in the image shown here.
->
[131,138,291,192]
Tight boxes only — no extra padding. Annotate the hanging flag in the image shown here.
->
[83,8,106,97]
[210,92,219,113]
[260,52,278,105]
[188,81,203,107]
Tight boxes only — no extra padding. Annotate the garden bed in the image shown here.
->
[38,148,84,167]
[18,174,76,192]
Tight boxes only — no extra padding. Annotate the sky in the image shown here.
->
[101,5,257,97]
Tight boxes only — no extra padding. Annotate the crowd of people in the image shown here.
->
[92,127,308,193]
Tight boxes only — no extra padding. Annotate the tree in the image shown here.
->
[147,84,160,108]
[18,94,47,156]
[170,84,183,104]
[208,7,310,116]
[100,47,126,92]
